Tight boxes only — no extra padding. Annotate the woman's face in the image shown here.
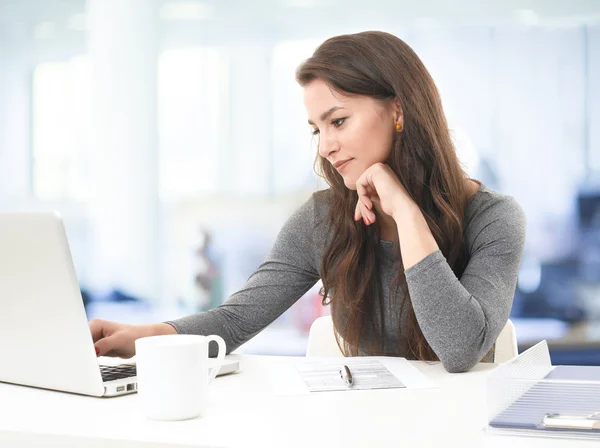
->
[303,78,400,189]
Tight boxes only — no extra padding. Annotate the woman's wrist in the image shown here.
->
[149,323,178,337]
[391,195,420,224]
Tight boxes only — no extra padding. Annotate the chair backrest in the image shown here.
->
[305,315,343,357]
[493,319,518,363]
[306,315,518,363]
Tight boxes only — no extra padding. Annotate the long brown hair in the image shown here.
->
[296,31,472,360]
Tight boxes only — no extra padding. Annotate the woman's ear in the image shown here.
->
[393,97,404,128]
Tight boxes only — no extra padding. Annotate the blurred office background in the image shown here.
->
[2,0,600,362]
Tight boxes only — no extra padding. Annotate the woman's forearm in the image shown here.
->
[392,201,439,270]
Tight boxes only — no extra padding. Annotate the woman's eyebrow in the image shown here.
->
[308,106,345,125]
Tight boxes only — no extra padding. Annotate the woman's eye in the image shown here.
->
[310,118,345,135]
[332,118,346,127]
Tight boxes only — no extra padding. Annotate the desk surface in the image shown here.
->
[0,355,597,448]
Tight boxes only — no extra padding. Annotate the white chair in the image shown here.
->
[306,315,344,358]
[493,319,518,363]
[306,315,518,363]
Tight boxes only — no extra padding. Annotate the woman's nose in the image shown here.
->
[318,132,340,158]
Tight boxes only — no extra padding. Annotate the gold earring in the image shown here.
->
[396,123,403,132]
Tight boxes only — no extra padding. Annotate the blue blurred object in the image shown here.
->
[577,189,600,283]
[105,288,144,303]
[515,259,587,323]
[80,288,91,308]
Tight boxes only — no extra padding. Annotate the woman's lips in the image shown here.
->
[334,159,352,171]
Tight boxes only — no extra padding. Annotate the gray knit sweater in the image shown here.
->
[167,184,526,372]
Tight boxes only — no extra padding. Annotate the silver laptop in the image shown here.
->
[0,211,239,397]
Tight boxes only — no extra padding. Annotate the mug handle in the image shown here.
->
[206,334,226,384]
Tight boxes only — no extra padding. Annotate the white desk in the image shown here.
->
[0,355,597,448]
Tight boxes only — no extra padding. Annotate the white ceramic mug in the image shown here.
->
[134,334,226,421]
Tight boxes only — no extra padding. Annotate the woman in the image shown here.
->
[90,31,525,373]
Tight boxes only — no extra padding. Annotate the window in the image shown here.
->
[31,57,91,201]
[158,48,226,199]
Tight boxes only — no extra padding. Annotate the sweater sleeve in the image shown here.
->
[404,196,526,373]
[165,196,320,356]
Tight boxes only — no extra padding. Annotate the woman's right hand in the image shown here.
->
[89,319,177,358]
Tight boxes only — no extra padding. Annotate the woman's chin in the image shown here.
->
[343,177,358,190]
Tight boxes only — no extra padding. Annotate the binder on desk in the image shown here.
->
[486,340,600,440]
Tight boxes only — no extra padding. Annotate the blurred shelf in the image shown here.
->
[516,318,600,350]
[515,317,600,365]
[513,317,570,348]
[85,300,188,324]
[233,326,308,357]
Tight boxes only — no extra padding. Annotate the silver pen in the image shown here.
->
[339,364,353,387]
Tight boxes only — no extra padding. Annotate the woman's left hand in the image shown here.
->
[353,163,413,225]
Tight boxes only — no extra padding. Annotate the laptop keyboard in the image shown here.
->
[100,364,137,382]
